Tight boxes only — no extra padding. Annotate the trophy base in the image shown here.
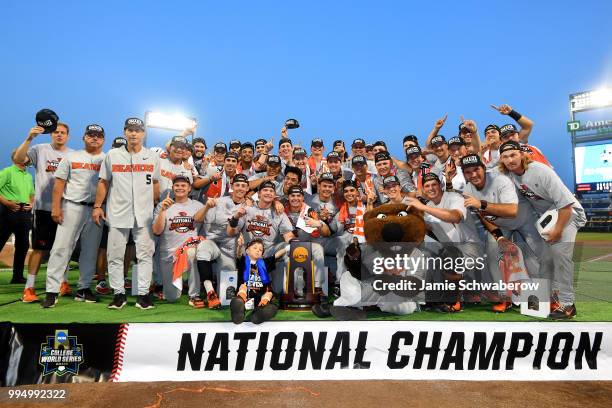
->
[280,293,320,310]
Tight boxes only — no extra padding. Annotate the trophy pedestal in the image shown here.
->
[280,241,321,310]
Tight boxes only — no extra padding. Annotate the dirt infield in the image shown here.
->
[2,380,612,408]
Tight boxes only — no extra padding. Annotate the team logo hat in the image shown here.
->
[448,136,466,147]
[327,151,341,161]
[499,140,522,153]
[333,140,345,148]
[430,135,447,146]
[285,118,300,129]
[172,174,191,184]
[293,147,307,157]
[374,151,391,163]
[225,151,239,160]
[311,138,324,147]
[259,180,276,191]
[85,124,105,136]
[351,155,367,166]
[267,155,281,165]
[405,145,422,158]
[484,124,500,134]
[124,117,144,131]
[403,134,418,144]
[383,175,400,188]
[318,172,335,183]
[241,142,254,151]
[170,135,188,147]
[36,108,59,134]
[500,124,519,136]
[112,137,127,148]
[232,173,249,184]
[422,172,441,184]
[214,142,227,152]
[278,137,292,148]
[460,154,485,169]
[342,179,358,190]
[288,185,304,196]
[351,138,366,147]
[255,138,267,147]
[229,139,241,148]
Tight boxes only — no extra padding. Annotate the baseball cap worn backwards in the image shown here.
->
[499,140,522,154]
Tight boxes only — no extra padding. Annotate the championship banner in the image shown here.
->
[113,321,611,382]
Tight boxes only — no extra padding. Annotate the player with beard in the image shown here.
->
[205,152,239,199]
[285,185,330,291]
[14,121,73,302]
[445,136,468,193]
[499,124,551,167]
[405,173,483,312]
[372,151,415,203]
[499,141,585,319]
[153,176,212,307]
[228,180,294,292]
[461,153,548,311]
[237,142,258,177]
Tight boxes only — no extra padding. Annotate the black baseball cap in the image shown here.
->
[351,155,367,166]
[458,122,470,133]
[172,174,191,184]
[352,138,366,147]
[365,143,373,151]
[319,172,335,183]
[232,173,249,184]
[278,138,292,148]
[287,185,304,196]
[36,108,59,134]
[293,147,307,157]
[403,135,418,144]
[85,124,105,136]
[285,118,300,129]
[500,124,519,136]
[430,135,447,146]
[374,151,391,163]
[405,145,422,158]
[255,138,267,147]
[259,180,276,191]
[112,137,127,148]
[229,140,241,148]
[267,155,281,165]
[460,154,485,169]
[448,136,466,147]
[284,165,303,180]
[124,117,144,131]
[333,140,345,148]
[383,175,400,188]
[241,142,254,151]
[484,124,500,134]
[170,135,188,147]
[373,140,387,148]
[214,142,227,152]
[311,138,324,147]
[327,151,341,161]
[499,140,522,154]
[422,172,441,184]
[225,151,239,160]
[342,179,358,190]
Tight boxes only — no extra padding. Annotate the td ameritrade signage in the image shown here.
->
[111,321,610,382]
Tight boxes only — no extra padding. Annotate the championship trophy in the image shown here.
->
[280,241,320,310]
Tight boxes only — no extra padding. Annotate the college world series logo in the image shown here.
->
[39,330,84,376]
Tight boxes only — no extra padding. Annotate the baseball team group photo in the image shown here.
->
[1,1,611,407]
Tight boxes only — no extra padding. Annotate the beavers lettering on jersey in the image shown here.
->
[169,211,196,233]
[246,215,271,237]
[518,184,543,200]
[71,162,101,171]
[46,158,62,173]
[111,164,155,173]
[161,169,178,180]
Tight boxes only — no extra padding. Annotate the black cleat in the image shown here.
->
[330,306,367,320]
[42,292,58,308]
[10,276,26,284]
[230,297,246,324]
[74,288,99,303]
[135,294,155,310]
[108,294,127,310]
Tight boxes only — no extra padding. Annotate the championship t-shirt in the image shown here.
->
[153,199,204,259]
[237,205,294,251]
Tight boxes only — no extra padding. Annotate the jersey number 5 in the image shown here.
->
[146,174,152,185]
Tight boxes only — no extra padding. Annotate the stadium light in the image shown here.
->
[144,111,197,132]
[570,87,612,112]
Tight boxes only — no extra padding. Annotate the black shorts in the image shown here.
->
[98,225,134,250]
[32,210,57,251]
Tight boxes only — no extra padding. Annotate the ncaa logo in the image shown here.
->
[56,331,67,343]
[228,276,235,283]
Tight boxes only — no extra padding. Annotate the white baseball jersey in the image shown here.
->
[464,173,532,230]
[236,204,293,249]
[99,146,160,228]
[54,150,105,204]
[27,143,73,211]
[153,199,204,259]
[159,158,196,198]
[426,191,481,243]
[507,161,586,225]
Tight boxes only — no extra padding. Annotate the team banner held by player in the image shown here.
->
[112,321,612,382]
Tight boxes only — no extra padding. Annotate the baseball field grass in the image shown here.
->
[1,232,611,323]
